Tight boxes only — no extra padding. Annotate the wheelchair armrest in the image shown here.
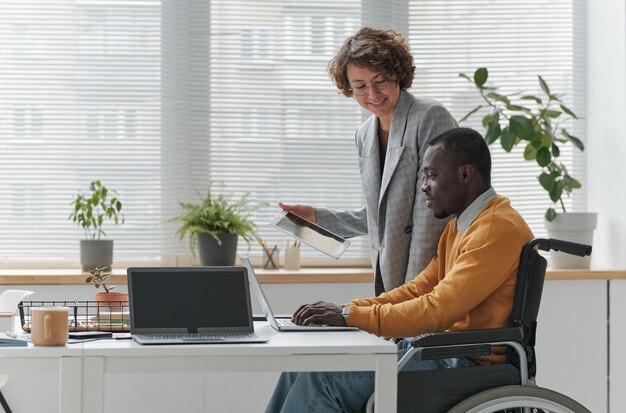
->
[410,327,523,348]
[406,327,524,361]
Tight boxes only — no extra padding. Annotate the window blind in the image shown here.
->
[204,0,368,263]
[0,0,587,267]
[0,0,162,267]
[406,0,587,234]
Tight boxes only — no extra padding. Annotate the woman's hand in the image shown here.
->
[278,202,318,224]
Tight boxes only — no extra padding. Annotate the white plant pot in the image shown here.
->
[544,212,597,269]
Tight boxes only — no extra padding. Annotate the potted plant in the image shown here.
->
[459,68,596,268]
[174,186,260,266]
[69,180,124,271]
[86,265,129,327]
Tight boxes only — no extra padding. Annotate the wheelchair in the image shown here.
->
[366,238,593,413]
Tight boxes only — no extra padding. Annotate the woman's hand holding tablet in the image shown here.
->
[270,211,350,259]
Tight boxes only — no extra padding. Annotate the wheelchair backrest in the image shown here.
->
[507,240,548,376]
[510,244,548,335]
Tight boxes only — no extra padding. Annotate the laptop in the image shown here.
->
[127,267,267,344]
[240,257,358,332]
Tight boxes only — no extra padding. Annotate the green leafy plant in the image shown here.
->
[173,186,260,255]
[85,265,115,293]
[69,180,124,239]
[459,67,584,221]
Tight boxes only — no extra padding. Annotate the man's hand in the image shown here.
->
[278,202,318,224]
[292,301,346,326]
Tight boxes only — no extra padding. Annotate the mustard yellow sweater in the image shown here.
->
[346,196,533,363]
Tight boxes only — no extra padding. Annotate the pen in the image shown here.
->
[271,245,278,267]
[260,240,278,268]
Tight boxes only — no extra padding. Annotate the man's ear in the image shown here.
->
[459,164,474,183]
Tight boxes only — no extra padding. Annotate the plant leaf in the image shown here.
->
[458,72,472,82]
[474,68,488,87]
[500,126,515,151]
[506,104,528,111]
[521,95,542,104]
[536,147,551,167]
[486,92,510,104]
[540,133,553,148]
[523,143,537,160]
[559,104,577,119]
[509,116,535,140]
[551,143,560,157]
[485,121,501,146]
[458,105,483,123]
[539,172,555,191]
[545,208,557,222]
[549,181,563,203]
[562,130,585,151]
[481,110,500,127]
[568,177,582,189]
[543,109,562,118]
[539,75,550,96]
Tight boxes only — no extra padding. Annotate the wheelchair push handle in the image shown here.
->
[532,238,592,257]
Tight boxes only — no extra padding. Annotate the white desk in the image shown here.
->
[0,322,397,413]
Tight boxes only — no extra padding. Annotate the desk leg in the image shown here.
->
[60,357,82,413]
[83,357,105,413]
[373,353,397,413]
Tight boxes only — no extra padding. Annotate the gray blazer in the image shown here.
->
[317,91,457,291]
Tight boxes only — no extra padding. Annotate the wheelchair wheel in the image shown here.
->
[447,385,591,413]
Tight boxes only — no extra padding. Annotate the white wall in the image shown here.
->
[610,280,626,412]
[587,0,626,269]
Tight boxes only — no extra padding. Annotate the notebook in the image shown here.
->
[240,258,358,332]
[127,267,267,344]
[0,332,28,347]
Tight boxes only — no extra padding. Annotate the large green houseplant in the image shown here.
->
[174,186,260,266]
[459,68,596,268]
[459,67,584,221]
[69,180,124,270]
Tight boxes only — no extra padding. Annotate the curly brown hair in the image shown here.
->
[328,27,415,97]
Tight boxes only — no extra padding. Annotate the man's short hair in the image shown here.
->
[429,127,491,183]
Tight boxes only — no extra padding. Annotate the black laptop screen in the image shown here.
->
[129,268,251,329]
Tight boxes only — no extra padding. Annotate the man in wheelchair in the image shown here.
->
[265,127,590,413]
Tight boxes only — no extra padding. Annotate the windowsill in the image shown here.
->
[0,268,625,285]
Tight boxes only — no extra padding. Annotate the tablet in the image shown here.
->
[69,331,113,339]
[270,211,351,259]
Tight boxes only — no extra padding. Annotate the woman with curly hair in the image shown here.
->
[280,27,457,294]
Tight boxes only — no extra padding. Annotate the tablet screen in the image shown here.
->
[270,211,350,259]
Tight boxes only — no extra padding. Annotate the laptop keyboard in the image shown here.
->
[276,318,330,327]
[276,318,296,327]
[138,333,258,341]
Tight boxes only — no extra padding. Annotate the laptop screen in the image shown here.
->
[128,267,254,334]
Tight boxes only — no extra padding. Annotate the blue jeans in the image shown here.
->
[264,340,474,413]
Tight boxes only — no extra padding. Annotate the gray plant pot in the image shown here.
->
[80,240,114,271]
[197,233,238,266]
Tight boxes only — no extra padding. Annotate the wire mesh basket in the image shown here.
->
[18,300,130,332]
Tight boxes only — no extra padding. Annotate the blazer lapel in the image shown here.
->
[379,91,412,207]
[358,118,381,225]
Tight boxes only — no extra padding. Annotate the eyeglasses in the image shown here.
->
[349,77,397,96]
